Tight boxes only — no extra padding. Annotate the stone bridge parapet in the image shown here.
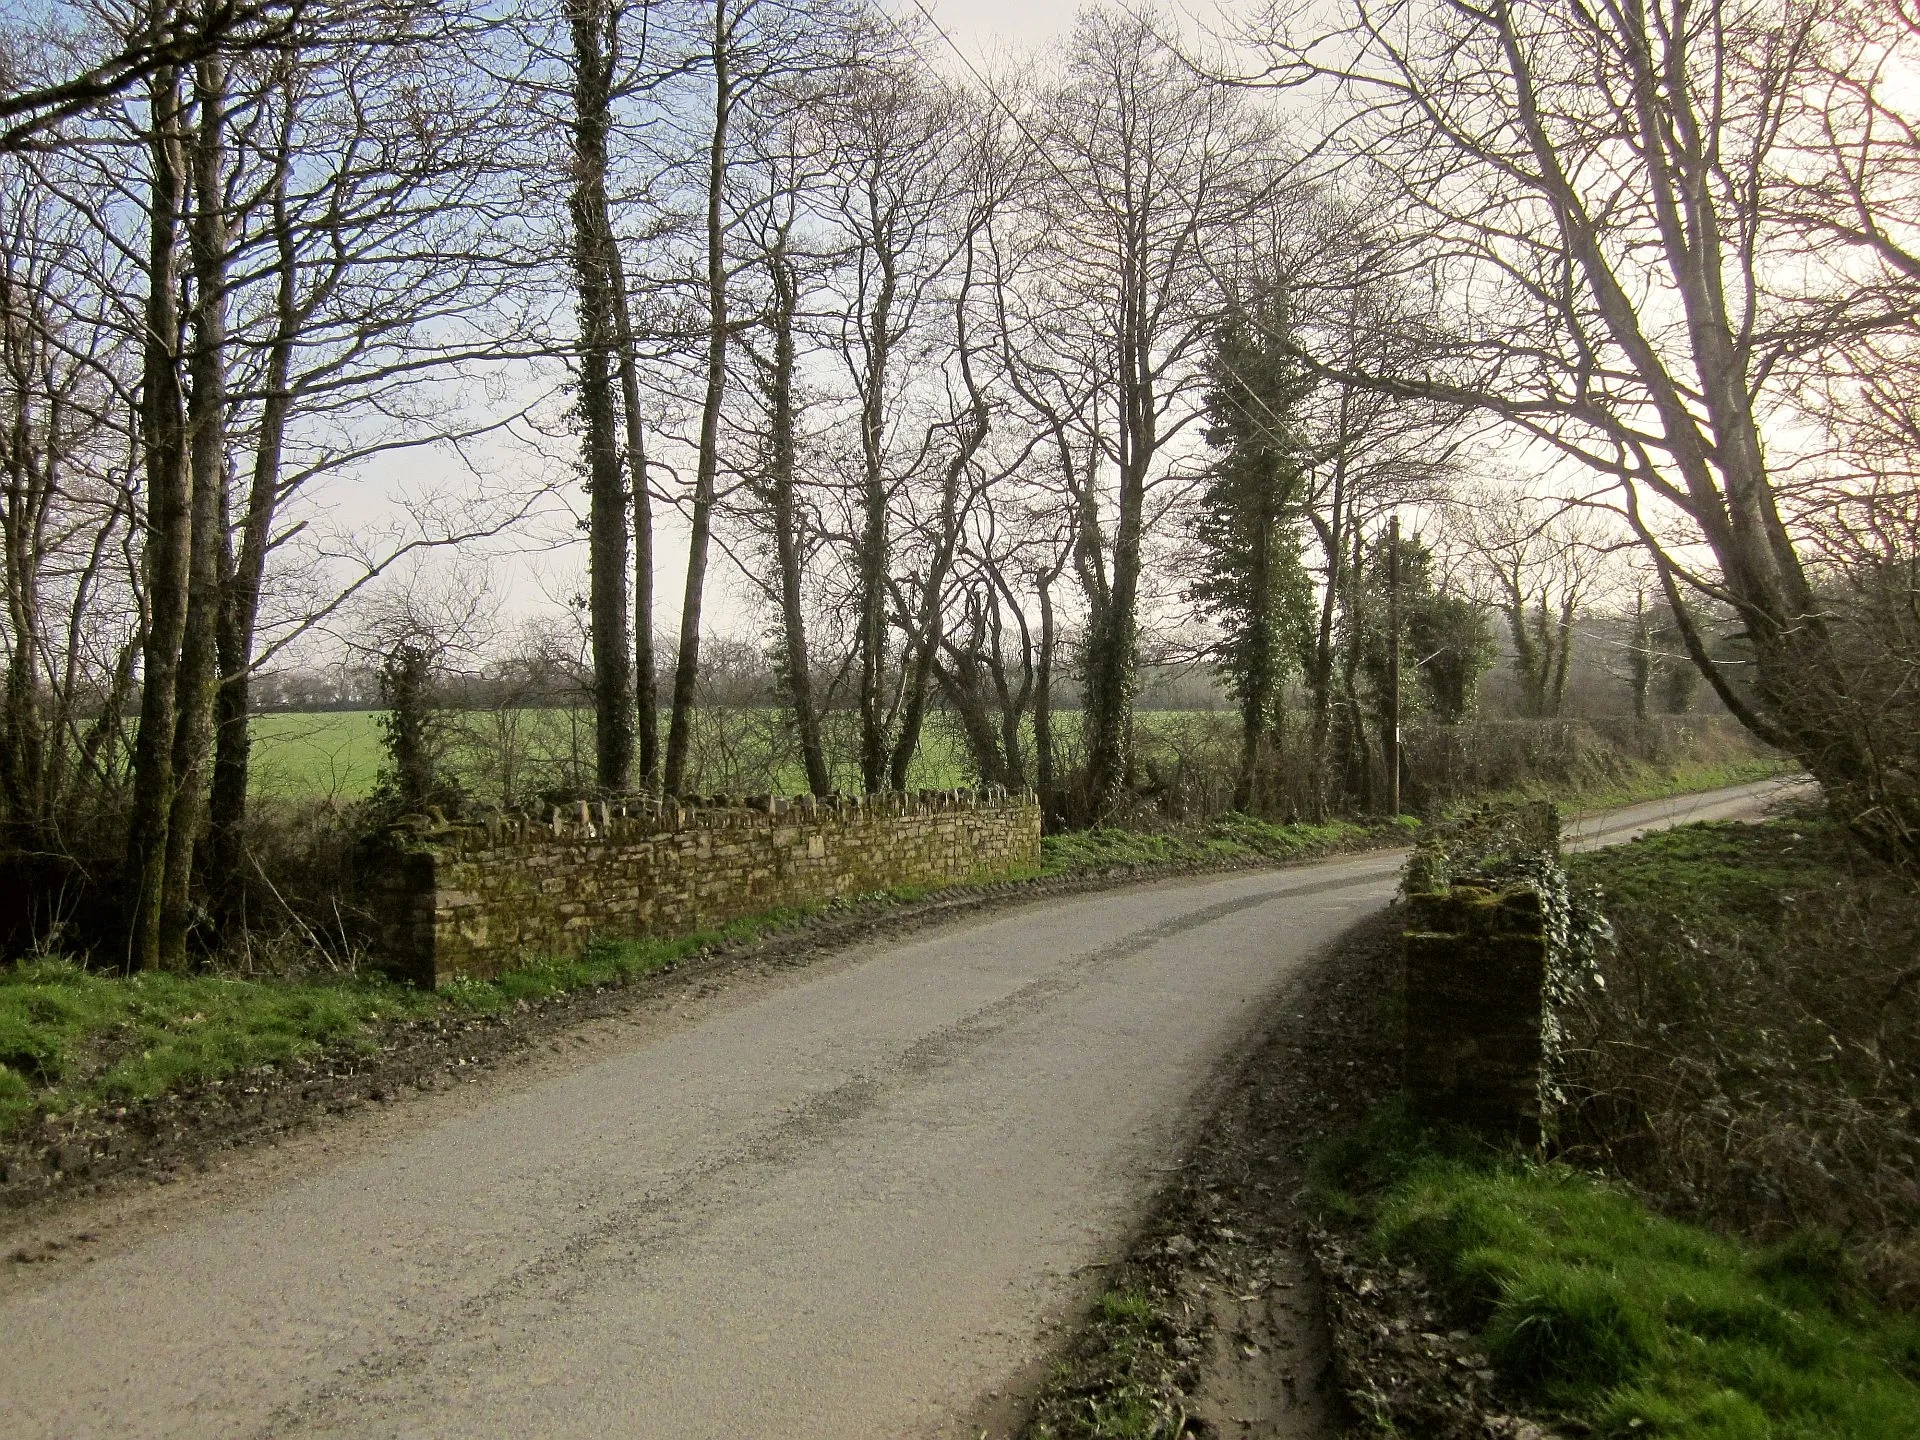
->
[365,787,1041,987]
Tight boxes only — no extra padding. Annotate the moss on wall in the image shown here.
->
[367,789,1042,987]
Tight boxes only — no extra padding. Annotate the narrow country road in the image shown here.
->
[1,778,1798,1440]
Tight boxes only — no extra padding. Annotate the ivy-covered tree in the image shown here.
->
[1340,527,1494,803]
[1190,280,1315,813]
[371,640,464,820]
[1409,586,1495,723]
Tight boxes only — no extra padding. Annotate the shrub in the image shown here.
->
[1562,816,1920,1305]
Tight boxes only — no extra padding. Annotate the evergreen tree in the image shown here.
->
[1190,281,1315,813]
[1409,587,1495,723]
[1337,529,1494,806]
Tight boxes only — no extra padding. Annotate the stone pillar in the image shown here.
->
[1402,885,1550,1145]
[363,846,441,989]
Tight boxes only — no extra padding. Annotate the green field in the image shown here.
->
[248,711,390,799]
[247,708,1779,815]
[245,708,984,802]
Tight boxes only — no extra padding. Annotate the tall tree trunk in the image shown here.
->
[887,327,988,792]
[663,0,729,796]
[207,104,298,928]
[1340,518,1370,811]
[1304,407,1351,824]
[1034,566,1058,828]
[985,571,1037,791]
[610,244,656,790]
[1628,591,1652,723]
[567,0,634,793]
[855,265,897,794]
[760,241,830,796]
[1083,266,1151,819]
[1233,492,1278,815]
[1548,595,1575,716]
[1504,583,1548,719]
[157,50,232,969]
[124,50,190,972]
[1083,474,1144,818]
[0,354,49,836]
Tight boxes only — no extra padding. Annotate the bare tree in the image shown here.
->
[730,68,834,794]
[0,0,304,152]
[1245,0,1920,856]
[803,46,989,794]
[154,43,234,965]
[123,19,192,970]
[660,0,741,795]
[1006,9,1279,818]
[0,166,138,852]
[1453,492,1617,720]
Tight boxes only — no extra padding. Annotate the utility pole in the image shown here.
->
[1386,513,1401,816]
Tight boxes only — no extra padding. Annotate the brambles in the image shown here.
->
[1562,817,1920,1304]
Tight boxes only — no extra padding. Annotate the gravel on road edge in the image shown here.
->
[1010,909,1560,1440]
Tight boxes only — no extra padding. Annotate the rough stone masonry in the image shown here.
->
[1401,885,1551,1145]
[366,788,1043,987]
[1399,801,1563,1146]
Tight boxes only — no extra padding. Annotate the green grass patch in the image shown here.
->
[1027,1285,1188,1440]
[1562,813,1827,933]
[1468,752,1792,820]
[247,710,391,799]
[245,707,990,800]
[1039,813,1413,876]
[0,958,438,1134]
[1316,1104,1920,1438]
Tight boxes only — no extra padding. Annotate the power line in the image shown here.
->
[881,0,1309,440]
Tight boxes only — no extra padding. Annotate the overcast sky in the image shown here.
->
[923,0,1232,65]
[925,0,1084,52]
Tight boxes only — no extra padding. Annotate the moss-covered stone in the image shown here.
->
[365,788,1043,987]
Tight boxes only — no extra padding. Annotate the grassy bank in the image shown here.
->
[1562,815,1920,1303]
[1036,811,1411,873]
[0,914,788,1138]
[1310,802,1918,1437]
[1471,750,1791,817]
[1315,1105,1920,1438]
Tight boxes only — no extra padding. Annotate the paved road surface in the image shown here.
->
[1,778,1798,1439]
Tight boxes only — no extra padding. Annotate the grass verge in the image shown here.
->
[1561,813,1920,1302]
[1037,812,1413,874]
[0,913,794,1138]
[1315,1104,1920,1439]
[1466,751,1792,818]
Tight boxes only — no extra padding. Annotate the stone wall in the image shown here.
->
[366,788,1042,987]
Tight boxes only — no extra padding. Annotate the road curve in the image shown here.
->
[1,780,1796,1440]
